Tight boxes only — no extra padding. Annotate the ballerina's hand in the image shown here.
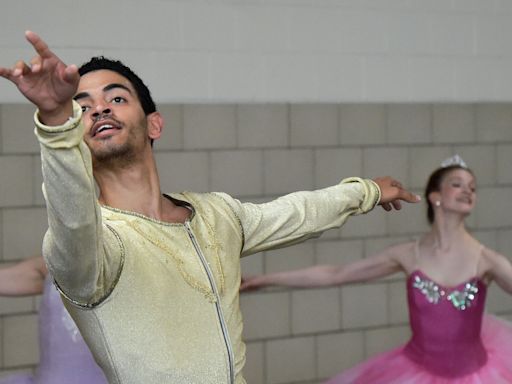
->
[240,276,265,292]
[373,176,421,211]
[0,31,79,122]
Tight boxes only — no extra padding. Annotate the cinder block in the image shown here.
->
[387,200,429,235]
[410,58,455,101]
[154,105,183,151]
[341,283,388,329]
[263,54,317,101]
[314,148,363,189]
[265,242,315,274]
[0,156,33,207]
[263,149,314,195]
[364,236,413,258]
[364,325,411,358]
[210,53,265,101]
[155,151,209,193]
[316,55,364,101]
[241,252,264,277]
[339,104,386,146]
[211,150,263,197]
[0,296,33,315]
[475,187,512,228]
[471,230,497,250]
[363,147,408,183]
[453,145,496,186]
[365,57,410,101]
[2,208,47,260]
[476,104,512,142]
[3,314,39,367]
[388,281,409,324]
[429,15,473,55]
[243,341,264,384]
[152,51,209,101]
[340,207,388,238]
[237,105,288,148]
[183,105,236,149]
[432,104,476,143]
[317,331,365,379]
[0,104,39,154]
[387,14,430,54]
[240,291,290,340]
[182,3,235,51]
[315,239,364,265]
[290,105,338,147]
[487,284,512,313]
[235,6,288,52]
[408,146,452,189]
[291,288,341,334]
[497,144,512,184]
[32,156,44,206]
[266,336,315,384]
[497,229,512,258]
[387,105,431,144]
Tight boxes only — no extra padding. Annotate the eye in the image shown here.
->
[111,96,126,104]
[80,105,90,113]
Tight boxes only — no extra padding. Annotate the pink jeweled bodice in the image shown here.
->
[403,270,488,378]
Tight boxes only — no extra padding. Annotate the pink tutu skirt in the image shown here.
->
[326,315,512,384]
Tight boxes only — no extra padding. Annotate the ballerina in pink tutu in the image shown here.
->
[241,155,512,383]
[0,256,107,384]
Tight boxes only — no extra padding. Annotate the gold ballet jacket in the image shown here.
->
[34,101,380,384]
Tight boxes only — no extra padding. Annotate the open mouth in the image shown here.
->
[92,120,122,137]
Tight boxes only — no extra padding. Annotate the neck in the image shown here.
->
[429,212,469,251]
[94,155,168,220]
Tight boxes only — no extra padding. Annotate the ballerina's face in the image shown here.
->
[437,168,476,216]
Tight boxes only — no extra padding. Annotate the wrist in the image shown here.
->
[38,100,74,127]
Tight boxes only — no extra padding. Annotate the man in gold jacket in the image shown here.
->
[0,32,420,384]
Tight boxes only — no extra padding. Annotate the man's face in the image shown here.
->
[74,69,149,166]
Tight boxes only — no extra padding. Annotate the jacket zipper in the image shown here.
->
[185,221,235,384]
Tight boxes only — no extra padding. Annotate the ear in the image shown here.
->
[428,191,440,205]
[146,112,163,141]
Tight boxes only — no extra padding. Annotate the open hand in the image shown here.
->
[0,31,79,123]
[373,176,421,211]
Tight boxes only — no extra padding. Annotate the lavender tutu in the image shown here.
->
[0,278,107,384]
[327,270,512,383]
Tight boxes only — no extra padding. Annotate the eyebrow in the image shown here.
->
[74,83,133,101]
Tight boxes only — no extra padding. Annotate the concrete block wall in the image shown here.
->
[0,102,511,383]
[3,1,512,103]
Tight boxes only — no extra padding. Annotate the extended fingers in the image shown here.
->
[25,31,53,59]
[12,60,31,77]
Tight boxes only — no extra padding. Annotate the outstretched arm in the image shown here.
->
[1,32,122,305]
[0,256,47,296]
[241,243,407,290]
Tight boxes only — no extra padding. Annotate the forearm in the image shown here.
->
[0,257,46,296]
[256,265,342,288]
[222,178,380,256]
[36,102,115,303]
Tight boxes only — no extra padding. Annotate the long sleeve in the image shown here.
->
[35,101,123,306]
[216,177,380,257]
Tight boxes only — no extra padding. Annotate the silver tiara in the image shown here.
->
[440,154,467,169]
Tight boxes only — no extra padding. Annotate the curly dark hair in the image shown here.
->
[78,56,156,116]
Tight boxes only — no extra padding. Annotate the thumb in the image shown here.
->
[63,64,79,84]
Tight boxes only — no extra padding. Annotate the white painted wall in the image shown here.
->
[2,0,512,103]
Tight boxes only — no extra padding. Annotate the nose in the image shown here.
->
[91,102,112,120]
